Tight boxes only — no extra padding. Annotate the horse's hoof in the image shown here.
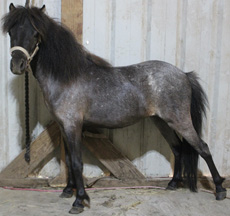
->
[166,179,178,190]
[166,185,177,190]
[216,191,227,201]
[69,206,84,214]
[166,181,177,190]
[59,191,73,198]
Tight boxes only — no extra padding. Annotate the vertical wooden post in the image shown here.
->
[61,0,83,43]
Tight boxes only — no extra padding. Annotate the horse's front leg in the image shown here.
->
[60,140,75,198]
[62,121,90,214]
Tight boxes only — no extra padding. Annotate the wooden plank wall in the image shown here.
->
[83,0,230,178]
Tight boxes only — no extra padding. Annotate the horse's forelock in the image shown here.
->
[2,5,48,39]
[2,6,26,33]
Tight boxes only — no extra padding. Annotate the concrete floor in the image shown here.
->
[0,187,229,216]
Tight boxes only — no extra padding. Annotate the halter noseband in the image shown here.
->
[10,37,41,69]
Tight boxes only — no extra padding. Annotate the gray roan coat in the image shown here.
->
[2,4,226,214]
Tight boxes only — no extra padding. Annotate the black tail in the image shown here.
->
[182,72,208,191]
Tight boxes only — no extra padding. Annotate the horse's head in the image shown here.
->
[2,3,45,75]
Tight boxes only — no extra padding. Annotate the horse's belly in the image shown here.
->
[83,104,148,129]
[83,115,142,129]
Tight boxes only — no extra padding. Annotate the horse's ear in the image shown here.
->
[9,3,16,12]
[40,5,46,12]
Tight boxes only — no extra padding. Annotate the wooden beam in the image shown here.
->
[49,137,67,187]
[61,0,83,43]
[1,176,229,190]
[0,122,61,179]
[83,136,146,180]
[0,178,50,188]
[86,177,169,189]
[0,121,145,187]
[85,177,230,191]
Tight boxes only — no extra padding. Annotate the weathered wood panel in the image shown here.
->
[61,0,83,42]
[83,135,145,180]
[0,178,50,188]
[0,122,61,179]
[85,177,230,190]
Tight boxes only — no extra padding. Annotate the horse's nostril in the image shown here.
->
[20,59,26,70]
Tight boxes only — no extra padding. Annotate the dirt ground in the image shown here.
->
[0,187,229,216]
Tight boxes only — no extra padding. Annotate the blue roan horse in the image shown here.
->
[2,4,226,214]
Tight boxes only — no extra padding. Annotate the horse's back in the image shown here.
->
[123,60,185,78]
[83,60,192,128]
[124,60,191,97]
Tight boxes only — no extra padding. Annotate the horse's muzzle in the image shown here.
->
[10,57,27,75]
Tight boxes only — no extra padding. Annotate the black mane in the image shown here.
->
[2,6,111,81]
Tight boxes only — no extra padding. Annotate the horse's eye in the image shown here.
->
[8,30,11,37]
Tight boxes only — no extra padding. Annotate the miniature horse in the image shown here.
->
[2,4,226,214]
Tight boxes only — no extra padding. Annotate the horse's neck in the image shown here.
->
[34,66,62,105]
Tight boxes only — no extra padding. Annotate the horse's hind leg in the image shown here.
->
[60,140,75,198]
[164,116,226,200]
[152,116,183,190]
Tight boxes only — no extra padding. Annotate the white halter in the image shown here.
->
[10,38,40,69]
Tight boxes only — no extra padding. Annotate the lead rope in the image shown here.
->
[25,70,30,163]
[10,42,40,163]
[24,43,40,163]
[23,0,31,163]
[10,1,40,163]
[10,0,40,163]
